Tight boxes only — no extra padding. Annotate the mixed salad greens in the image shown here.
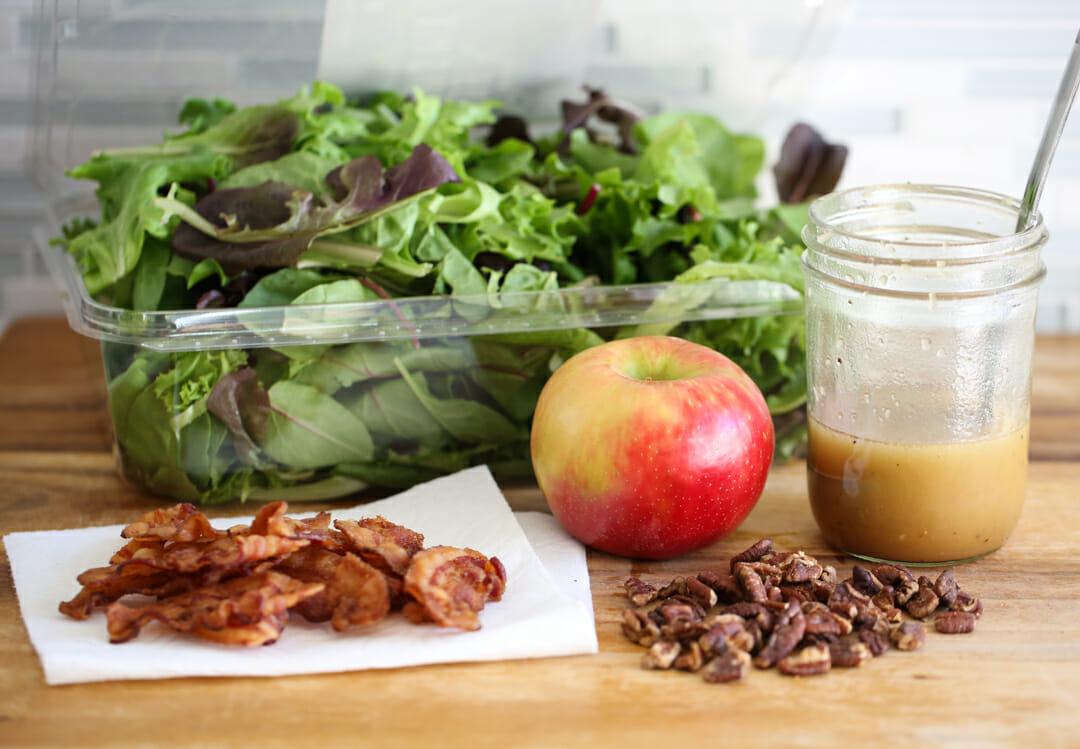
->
[56,82,812,503]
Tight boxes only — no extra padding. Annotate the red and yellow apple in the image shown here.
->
[530,336,774,560]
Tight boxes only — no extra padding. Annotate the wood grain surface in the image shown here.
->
[2,317,1079,748]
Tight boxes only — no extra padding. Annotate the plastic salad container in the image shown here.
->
[30,0,817,504]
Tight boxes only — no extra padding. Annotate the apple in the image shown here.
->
[530,336,774,560]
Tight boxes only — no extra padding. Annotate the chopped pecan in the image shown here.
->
[657,576,688,599]
[820,565,839,584]
[851,564,884,596]
[685,575,719,610]
[872,563,916,587]
[731,623,759,654]
[696,571,743,604]
[701,648,751,683]
[858,628,891,657]
[656,599,706,625]
[753,603,806,668]
[893,577,920,607]
[674,641,707,672]
[721,601,773,632]
[781,552,824,583]
[621,608,660,647]
[829,636,872,668]
[778,642,831,677]
[935,611,977,634]
[661,618,710,642]
[734,563,769,603]
[641,640,681,670]
[729,538,773,571]
[890,621,926,651]
[767,586,784,603]
[905,582,940,620]
[623,577,658,607]
[934,568,960,609]
[699,621,740,657]
[812,578,838,603]
[828,582,870,620]
[803,604,853,637]
[951,591,983,618]
[871,585,896,612]
[779,583,816,604]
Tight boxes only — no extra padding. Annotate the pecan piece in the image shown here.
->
[781,552,823,584]
[702,648,751,683]
[905,582,940,620]
[829,636,872,668]
[729,538,773,571]
[721,602,773,632]
[828,582,870,620]
[657,576,688,599]
[858,628,891,657]
[641,640,681,670]
[951,591,983,618]
[803,604,853,637]
[851,564,884,596]
[934,568,960,609]
[871,585,896,612]
[734,563,769,603]
[696,571,742,604]
[778,642,831,677]
[623,577,658,607]
[812,578,838,603]
[754,603,806,668]
[890,621,926,651]
[674,641,707,672]
[685,575,718,610]
[935,611,977,634]
[621,608,660,647]
[872,563,916,587]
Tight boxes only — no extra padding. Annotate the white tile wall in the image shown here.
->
[2,0,1080,332]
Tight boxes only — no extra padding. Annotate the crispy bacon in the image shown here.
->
[119,534,310,576]
[403,546,507,631]
[60,501,506,646]
[105,571,324,646]
[276,548,392,630]
[121,503,222,543]
[232,502,348,552]
[334,516,424,577]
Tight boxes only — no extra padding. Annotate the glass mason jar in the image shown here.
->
[801,184,1047,565]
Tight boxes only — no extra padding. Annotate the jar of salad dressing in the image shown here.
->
[801,185,1047,565]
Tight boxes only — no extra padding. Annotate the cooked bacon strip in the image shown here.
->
[105,571,323,646]
[403,546,507,631]
[121,503,222,543]
[276,548,392,629]
[334,516,424,577]
[120,534,310,576]
[232,502,348,552]
[60,569,205,620]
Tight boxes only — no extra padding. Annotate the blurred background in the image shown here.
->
[2,0,1079,333]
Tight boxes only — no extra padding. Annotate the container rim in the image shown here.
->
[35,219,804,352]
[805,183,1048,266]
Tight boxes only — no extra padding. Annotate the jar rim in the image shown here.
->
[806,183,1047,260]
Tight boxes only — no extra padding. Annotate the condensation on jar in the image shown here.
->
[800,184,1047,565]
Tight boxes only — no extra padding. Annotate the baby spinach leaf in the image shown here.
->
[259,380,375,468]
[393,358,520,445]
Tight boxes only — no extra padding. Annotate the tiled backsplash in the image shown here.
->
[3,0,1079,331]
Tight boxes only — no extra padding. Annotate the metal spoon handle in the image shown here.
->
[1016,27,1080,233]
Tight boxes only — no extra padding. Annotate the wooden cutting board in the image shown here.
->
[2,318,1080,747]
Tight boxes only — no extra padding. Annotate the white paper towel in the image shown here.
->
[4,465,597,685]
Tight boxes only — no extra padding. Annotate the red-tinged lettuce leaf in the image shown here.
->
[170,144,460,274]
[207,367,270,465]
